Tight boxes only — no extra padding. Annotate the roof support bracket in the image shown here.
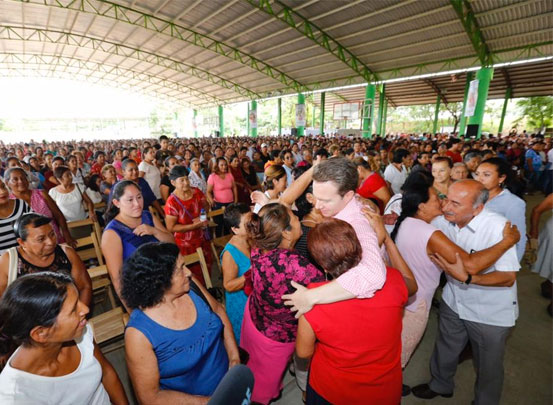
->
[450,0,493,66]
[244,0,379,83]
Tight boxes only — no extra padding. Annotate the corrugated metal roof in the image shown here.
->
[0,0,550,107]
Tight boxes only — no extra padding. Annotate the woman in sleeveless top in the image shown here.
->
[389,172,520,374]
[121,243,239,403]
[5,167,77,248]
[221,203,252,344]
[0,213,92,306]
[0,179,31,255]
[101,181,173,306]
[0,272,128,404]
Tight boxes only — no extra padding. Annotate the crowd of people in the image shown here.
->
[0,130,550,404]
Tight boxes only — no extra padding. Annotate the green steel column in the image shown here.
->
[297,93,305,136]
[381,99,388,136]
[218,105,224,137]
[277,98,282,136]
[251,100,258,137]
[247,103,250,136]
[498,87,512,135]
[193,109,198,138]
[362,84,376,138]
[312,105,316,128]
[376,84,386,136]
[468,67,494,139]
[458,71,474,136]
[320,92,326,136]
[433,94,441,134]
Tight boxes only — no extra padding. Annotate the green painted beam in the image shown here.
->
[0,25,260,102]
[468,67,494,139]
[245,0,379,83]
[362,84,376,139]
[297,93,305,136]
[498,87,512,134]
[277,97,282,136]
[450,0,493,66]
[320,92,325,136]
[12,0,307,93]
[376,84,386,136]
[218,105,224,137]
[0,52,219,105]
[381,99,388,136]
[433,93,441,134]
[250,100,258,137]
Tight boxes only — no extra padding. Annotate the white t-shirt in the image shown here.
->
[0,324,110,404]
[547,148,553,170]
[138,161,161,199]
[49,186,88,222]
[432,209,520,327]
[383,163,407,194]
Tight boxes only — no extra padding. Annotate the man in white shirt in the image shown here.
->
[383,148,411,194]
[412,180,520,405]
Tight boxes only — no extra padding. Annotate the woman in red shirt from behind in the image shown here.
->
[354,157,391,213]
[296,217,416,405]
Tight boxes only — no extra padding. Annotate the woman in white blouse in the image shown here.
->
[0,272,128,404]
[138,146,162,200]
[189,158,211,201]
[48,166,96,223]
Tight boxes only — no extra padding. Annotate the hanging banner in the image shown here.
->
[465,79,479,117]
[296,103,306,127]
[249,109,257,129]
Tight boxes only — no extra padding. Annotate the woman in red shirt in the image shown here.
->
[354,157,391,213]
[296,217,416,405]
[164,166,212,286]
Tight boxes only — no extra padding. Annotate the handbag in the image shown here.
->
[170,193,212,241]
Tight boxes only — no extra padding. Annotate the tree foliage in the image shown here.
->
[515,96,553,130]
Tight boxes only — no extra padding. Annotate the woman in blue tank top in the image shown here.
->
[221,203,252,344]
[121,242,240,403]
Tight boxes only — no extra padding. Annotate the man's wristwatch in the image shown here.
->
[463,274,472,285]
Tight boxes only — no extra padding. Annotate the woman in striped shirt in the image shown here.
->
[0,178,31,254]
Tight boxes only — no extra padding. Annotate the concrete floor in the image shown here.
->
[102,193,552,405]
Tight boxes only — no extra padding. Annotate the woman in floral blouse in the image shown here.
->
[240,202,322,404]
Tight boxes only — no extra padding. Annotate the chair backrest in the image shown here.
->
[89,307,127,344]
[73,231,104,265]
[210,234,233,274]
[183,247,212,289]
[67,218,103,252]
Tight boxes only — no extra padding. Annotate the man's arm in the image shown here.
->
[432,252,516,287]
[283,212,386,317]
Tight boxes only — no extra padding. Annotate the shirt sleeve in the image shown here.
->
[164,196,179,217]
[207,174,215,186]
[138,161,147,172]
[505,199,527,262]
[336,216,386,298]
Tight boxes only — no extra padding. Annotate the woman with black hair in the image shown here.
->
[0,272,128,404]
[0,213,92,306]
[390,172,520,376]
[48,166,96,223]
[221,203,252,343]
[240,203,322,404]
[101,181,173,303]
[475,157,527,261]
[122,242,239,404]
[164,166,212,287]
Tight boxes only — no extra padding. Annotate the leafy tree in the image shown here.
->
[515,96,553,130]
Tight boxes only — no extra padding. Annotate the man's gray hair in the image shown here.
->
[453,162,467,168]
[473,187,489,208]
[463,151,481,163]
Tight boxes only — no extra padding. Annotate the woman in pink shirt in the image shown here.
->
[207,157,237,235]
[390,171,520,394]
